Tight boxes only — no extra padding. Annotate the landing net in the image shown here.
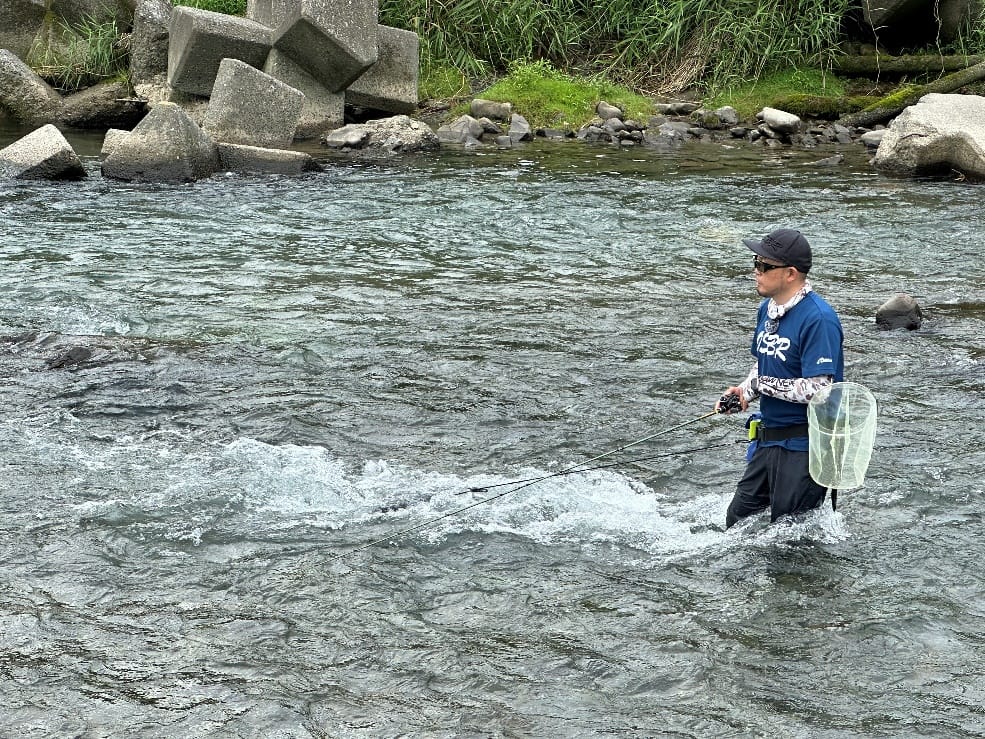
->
[808,382,878,489]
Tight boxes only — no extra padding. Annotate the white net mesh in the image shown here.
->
[808,382,878,489]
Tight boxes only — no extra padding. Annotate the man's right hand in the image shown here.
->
[716,388,746,414]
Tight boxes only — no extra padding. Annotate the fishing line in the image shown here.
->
[330,408,727,564]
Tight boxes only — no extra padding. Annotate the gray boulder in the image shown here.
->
[596,100,623,120]
[872,93,985,180]
[263,48,344,139]
[0,124,86,179]
[758,107,802,135]
[715,106,740,127]
[0,49,64,126]
[321,115,438,154]
[217,142,321,174]
[436,114,485,143]
[203,58,304,149]
[470,98,511,121]
[60,80,146,129]
[876,293,923,330]
[131,0,172,88]
[345,24,419,115]
[0,0,46,60]
[102,102,220,182]
[860,129,887,149]
[168,7,272,97]
[271,0,379,92]
[509,113,533,143]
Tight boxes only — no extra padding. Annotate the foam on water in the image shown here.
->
[154,437,850,556]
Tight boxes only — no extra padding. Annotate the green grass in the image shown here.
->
[171,0,246,16]
[469,59,653,128]
[380,0,854,95]
[419,63,472,101]
[27,14,129,92]
[705,68,848,119]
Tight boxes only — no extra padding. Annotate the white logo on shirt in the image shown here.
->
[757,331,790,361]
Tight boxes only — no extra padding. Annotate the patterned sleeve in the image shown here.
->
[738,364,760,402]
[758,374,833,404]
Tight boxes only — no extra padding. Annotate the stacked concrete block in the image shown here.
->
[247,0,293,27]
[168,6,272,96]
[271,0,379,92]
[102,102,220,182]
[345,24,419,115]
[217,142,322,174]
[203,58,304,149]
[263,48,344,139]
[0,124,86,180]
[166,0,419,143]
[131,0,173,87]
[0,0,46,60]
[0,49,64,127]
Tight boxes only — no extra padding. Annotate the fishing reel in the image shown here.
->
[718,393,743,414]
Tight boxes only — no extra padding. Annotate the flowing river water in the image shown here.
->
[1,130,983,737]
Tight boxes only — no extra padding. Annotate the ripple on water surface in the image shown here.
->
[1,141,984,735]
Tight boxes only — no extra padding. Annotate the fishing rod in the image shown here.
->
[330,404,736,564]
[460,440,740,495]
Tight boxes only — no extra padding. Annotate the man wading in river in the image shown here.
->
[717,228,844,528]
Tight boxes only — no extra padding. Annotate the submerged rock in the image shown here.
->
[876,293,923,330]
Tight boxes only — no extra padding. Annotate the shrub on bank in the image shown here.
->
[171,0,247,15]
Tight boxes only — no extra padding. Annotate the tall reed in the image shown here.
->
[28,14,130,92]
[379,0,855,93]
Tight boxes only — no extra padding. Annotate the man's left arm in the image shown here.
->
[756,375,833,404]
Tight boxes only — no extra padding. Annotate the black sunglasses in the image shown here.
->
[753,257,789,273]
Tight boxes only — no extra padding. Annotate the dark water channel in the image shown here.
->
[1,131,983,736]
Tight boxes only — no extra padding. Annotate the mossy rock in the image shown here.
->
[769,93,868,120]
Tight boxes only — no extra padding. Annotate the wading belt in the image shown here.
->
[754,423,810,442]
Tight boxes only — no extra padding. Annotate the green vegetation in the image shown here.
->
[934,6,985,57]
[705,68,848,118]
[767,93,868,120]
[381,0,854,95]
[468,59,653,128]
[171,0,246,16]
[858,83,923,112]
[27,14,129,92]
[419,63,471,101]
